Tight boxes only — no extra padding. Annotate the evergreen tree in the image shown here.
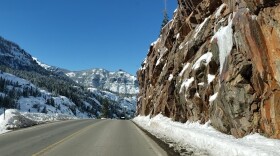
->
[41,106,47,114]
[161,10,169,29]
[101,99,110,118]
[161,0,169,29]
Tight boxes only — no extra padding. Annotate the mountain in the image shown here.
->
[0,36,136,118]
[0,37,47,73]
[64,69,139,117]
[32,57,70,76]
[137,0,280,139]
[65,69,138,95]
[0,71,91,118]
[33,56,139,116]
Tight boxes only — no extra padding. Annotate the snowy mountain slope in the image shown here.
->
[32,58,138,117]
[32,57,51,70]
[0,71,95,118]
[32,57,70,75]
[88,87,136,117]
[66,69,139,95]
[0,37,44,72]
[66,69,139,117]
[0,35,137,118]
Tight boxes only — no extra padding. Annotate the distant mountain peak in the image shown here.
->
[65,68,139,95]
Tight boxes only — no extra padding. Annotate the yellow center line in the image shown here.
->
[32,121,98,156]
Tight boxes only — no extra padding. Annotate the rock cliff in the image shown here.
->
[137,0,280,139]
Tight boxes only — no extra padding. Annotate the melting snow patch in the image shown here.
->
[176,33,180,39]
[179,42,188,50]
[208,74,215,84]
[151,38,160,46]
[133,114,280,156]
[156,56,163,66]
[211,14,234,74]
[168,74,174,81]
[156,47,168,66]
[209,92,218,103]
[198,82,205,86]
[194,17,209,39]
[179,63,190,77]
[215,3,227,18]
[180,77,194,93]
[162,63,167,70]
[140,58,148,70]
[192,52,213,70]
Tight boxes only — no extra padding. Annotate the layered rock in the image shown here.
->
[137,0,280,138]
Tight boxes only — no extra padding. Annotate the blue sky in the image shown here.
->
[0,0,177,75]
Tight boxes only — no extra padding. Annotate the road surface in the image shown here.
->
[0,119,167,156]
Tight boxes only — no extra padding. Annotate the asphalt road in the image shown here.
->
[0,119,167,156]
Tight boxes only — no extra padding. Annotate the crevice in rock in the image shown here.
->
[254,1,279,15]
[240,64,252,82]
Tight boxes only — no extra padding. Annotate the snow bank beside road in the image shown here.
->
[0,109,77,134]
[133,114,280,156]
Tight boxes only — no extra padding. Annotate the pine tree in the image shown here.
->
[101,99,110,118]
[41,106,47,114]
[161,10,169,28]
[161,0,169,29]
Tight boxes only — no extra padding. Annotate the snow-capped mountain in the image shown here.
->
[66,69,139,95]
[0,35,137,118]
[65,69,139,116]
[33,58,138,116]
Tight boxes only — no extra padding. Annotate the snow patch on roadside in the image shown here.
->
[133,114,280,156]
[0,109,77,134]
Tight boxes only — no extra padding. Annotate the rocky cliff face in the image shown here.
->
[137,0,280,139]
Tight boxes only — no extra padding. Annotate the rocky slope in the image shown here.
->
[137,0,280,139]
